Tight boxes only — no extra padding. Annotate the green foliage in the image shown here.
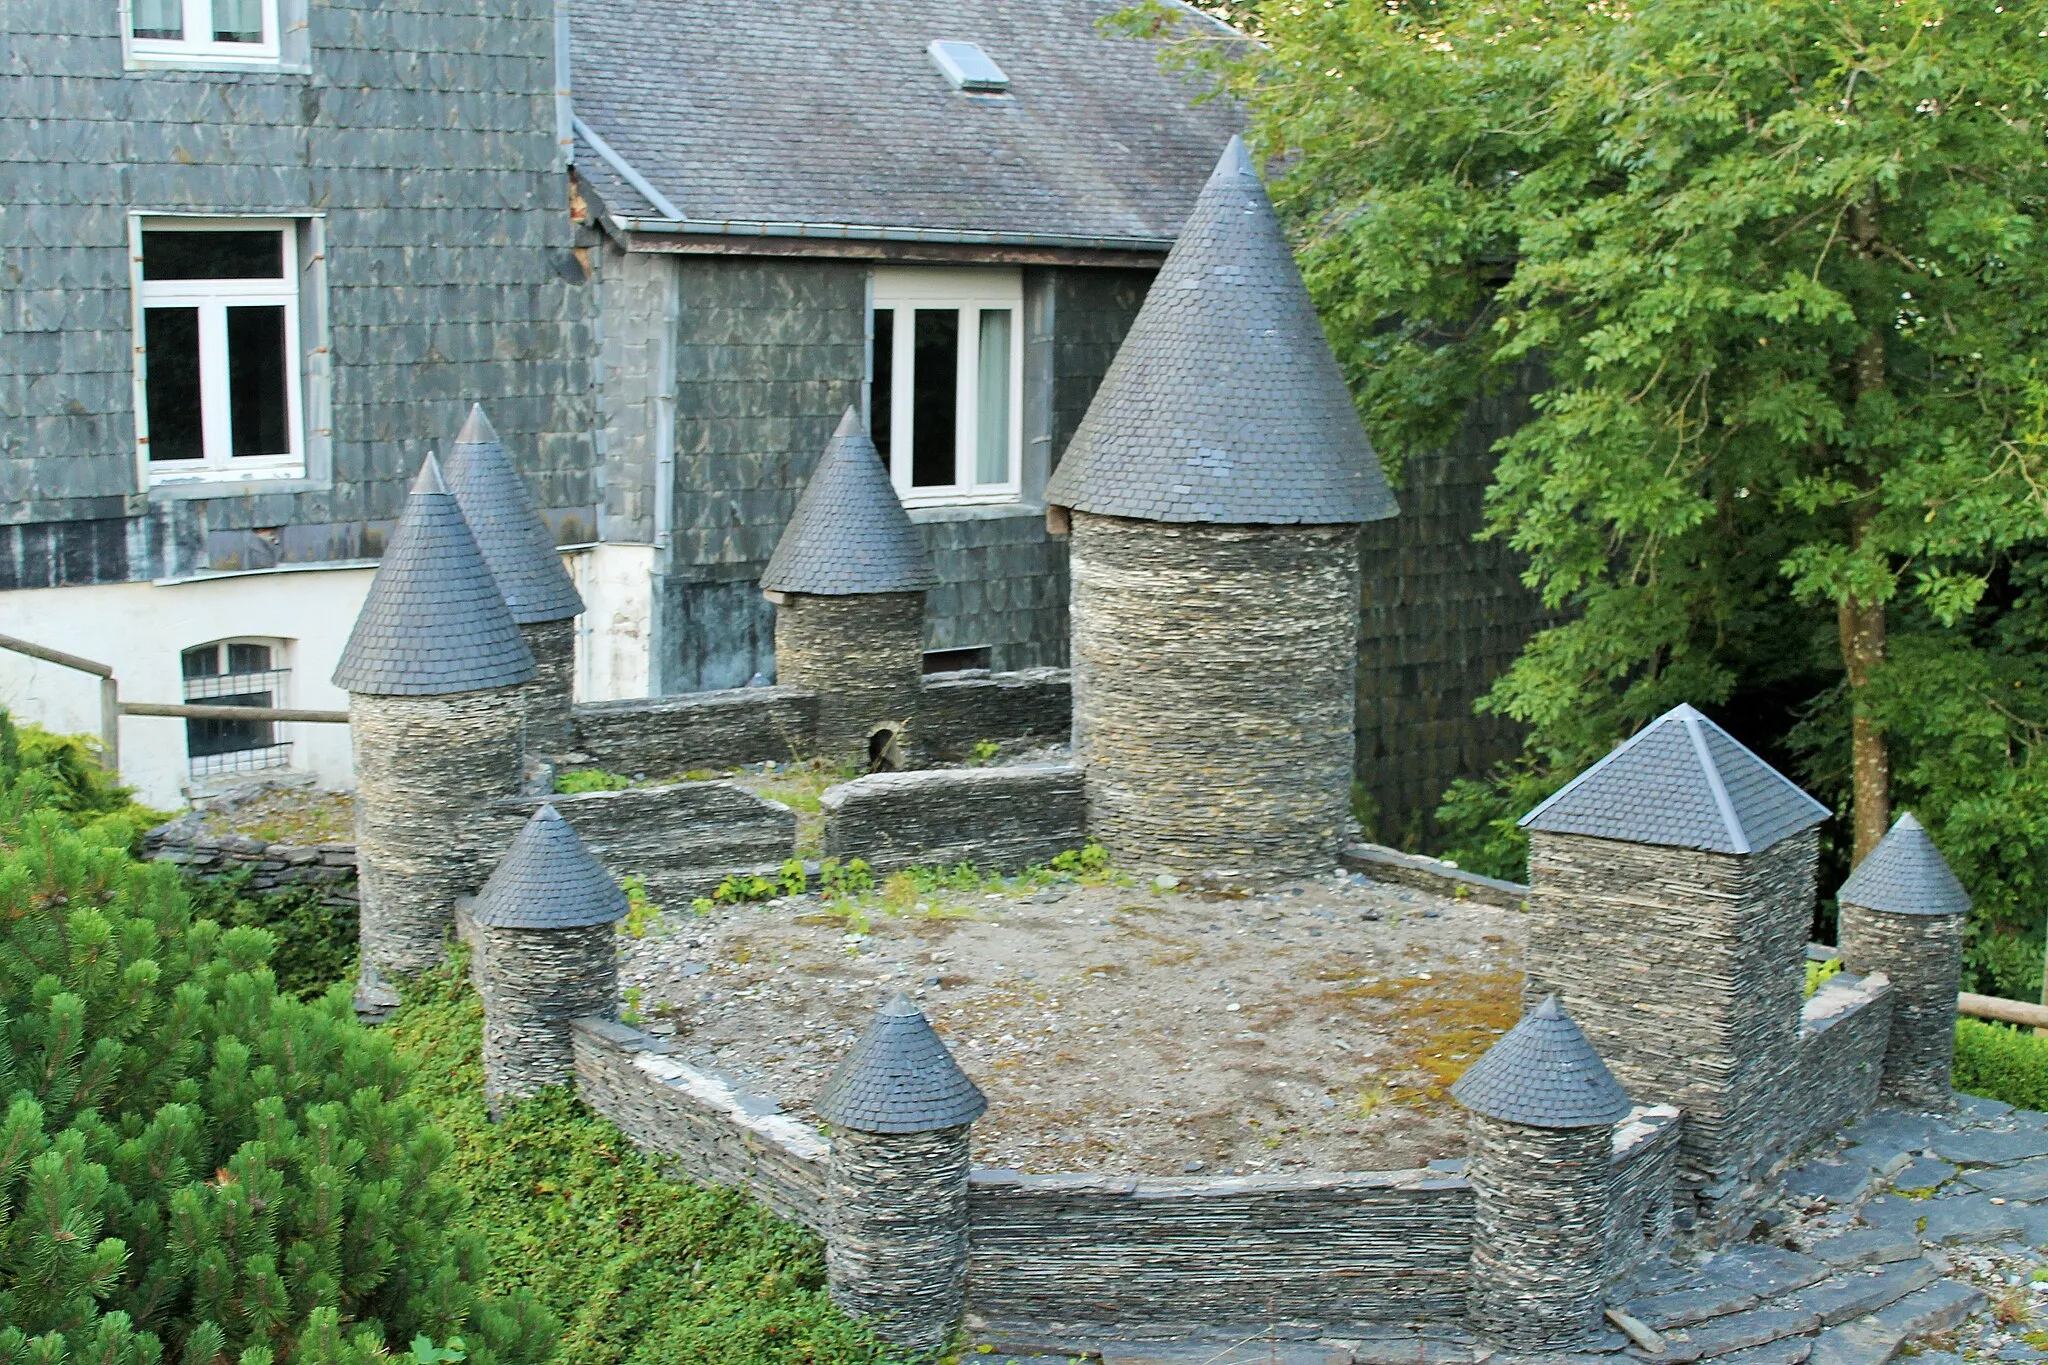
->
[1954,1018,2048,1113]
[702,859,809,910]
[0,712,549,1365]
[555,770,633,795]
[818,858,874,900]
[1804,957,1843,999]
[381,972,893,1365]
[617,874,663,940]
[1047,843,1111,878]
[183,874,359,1000]
[1169,0,2048,925]
[967,740,1001,767]
[1965,924,2044,1003]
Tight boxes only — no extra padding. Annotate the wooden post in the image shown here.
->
[99,675,119,777]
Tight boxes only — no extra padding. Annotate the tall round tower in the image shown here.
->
[334,456,535,1008]
[443,403,586,756]
[762,409,938,769]
[1836,812,1971,1108]
[1043,137,1398,875]
[1452,994,1634,1352]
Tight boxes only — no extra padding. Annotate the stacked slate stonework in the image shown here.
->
[1453,995,1634,1352]
[1835,812,1971,1108]
[333,456,535,1009]
[443,403,586,755]
[471,803,627,1108]
[817,993,987,1355]
[761,408,937,768]
[1043,136,1397,876]
[1519,703,1831,1212]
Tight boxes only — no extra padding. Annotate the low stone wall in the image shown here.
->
[916,668,1071,758]
[1785,971,1894,1156]
[820,764,1087,873]
[1606,1105,1683,1285]
[145,813,358,906]
[962,1167,1472,1326]
[570,687,819,776]
[569,1017,828,1231]
[467,780,796,905]
[1339,842,1529,910]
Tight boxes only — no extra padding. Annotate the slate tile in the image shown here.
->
[1778,1259,1937,1326]
[1866,1279,1983,1337]
[1711,1338,1814,1365]
[1703,1245,1829,1298]
[1806,1229,1921,1272]
[1920,1192,2026,1245]
[1857,1196,1927,1233]
[1963,1156,2048,1201]
[1100,1347,1346,1365]
[1804,1319,1903,1365]
[1888,1157,1955,1192]
[1931,1130,2048,1168]
[1843,1111,1938,1154]
[1658,1308,1821,1363]
[1786,1160,1877,1205]
[1956,1095,2016,1119]
[1626,1286,1762,1332]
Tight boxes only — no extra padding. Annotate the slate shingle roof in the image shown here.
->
[1837,813,1971,917]
[471,803,631,930]
[816,993,988,1134]
[570,0,1241,243]
[443,404,585,625]
[1450,994,1633,1129]
[760,408,938,597]
[1518,703,1829,855]
[332,457,537,696]
[1042,137,1398,526]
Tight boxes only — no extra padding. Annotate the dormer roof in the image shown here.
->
[1519,704,1830,855]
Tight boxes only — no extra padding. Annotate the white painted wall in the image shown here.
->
[0,566,373,810]
[570,543,654,702]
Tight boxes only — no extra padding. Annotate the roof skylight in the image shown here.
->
[928,40,1008,94]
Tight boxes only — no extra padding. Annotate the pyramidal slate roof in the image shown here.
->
[443,404,585,624]
[471,803,630,930]
[1837,813,1971,917]
[816,994,988,1134]
[760,409,938,596]
[1042,136,1397,526]
[333,457,537,696]
[1518,704,1830,855]
[1450,995,1633,1129]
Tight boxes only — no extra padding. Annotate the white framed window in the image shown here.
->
[181,638,293,777]
[870,267,1023,507]
[126,0,281,64]
[133,218,308,484]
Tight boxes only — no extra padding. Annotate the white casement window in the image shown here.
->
[127,0,280,63]
[870,267,1024,507]
[135,219,307,483]
[181,639,292,777]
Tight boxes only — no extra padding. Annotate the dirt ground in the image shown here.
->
[617,868,1527,1176]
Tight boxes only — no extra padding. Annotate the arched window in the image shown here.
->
[181,638,291,776]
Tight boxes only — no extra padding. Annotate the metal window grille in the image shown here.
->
[191,742,293,776]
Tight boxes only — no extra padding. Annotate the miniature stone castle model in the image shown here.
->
[444,404,587,755]
[1836,812,1972,1108]
[333,455,535,999]
[1045,136,1398,876]
[760,408,938,769]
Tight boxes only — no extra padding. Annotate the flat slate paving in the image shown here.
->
[1965,1156,2048,1201]
[1932,1129,2048,1168]
[1808,1229,1921,1271]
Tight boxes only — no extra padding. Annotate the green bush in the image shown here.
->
[384,967,892,1365]
[185,875,359,999]
[1953,1018,2048,1113]
[0,710,550,1365]
[555,770,634,795]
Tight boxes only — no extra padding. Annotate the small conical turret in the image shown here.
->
[1451,994,1633,1128]
[1044,135,1396,526]
[1838,813,1970,916]
[443,403,584,624]
[762,408,937,597]
[333,455,536,695]
[817,994,987,1133]
[472,804,629,930]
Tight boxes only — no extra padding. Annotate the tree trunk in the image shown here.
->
[1838,593,1890,864]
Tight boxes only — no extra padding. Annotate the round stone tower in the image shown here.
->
[471,802,627,1109]
[761,408,937,769]
[443,403,586,756]
[1043,136,1398,876]
[1452,994,1634,1353]
[1836,812,1971,1109]
[334,455,535,1009]
[817,993,986,1356]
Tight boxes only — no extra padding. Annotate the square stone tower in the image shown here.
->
[1518,704,1830,1209]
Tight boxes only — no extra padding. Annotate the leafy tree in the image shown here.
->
[1136,0,2048,868]
[0,711,552,1365]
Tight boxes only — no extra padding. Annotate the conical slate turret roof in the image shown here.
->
[471,803,630,929]
[1451,995,1633,1128]
[760,409,938,596]
[1837,813,1971,917]
[332,457,537,696]
[1043,136,1397,526]
[1519,704,1829,855]
[816,994,987,1134]
[443,404,584,624]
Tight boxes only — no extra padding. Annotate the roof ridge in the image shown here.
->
[1680,706,1750,854]
[759,408,938,597]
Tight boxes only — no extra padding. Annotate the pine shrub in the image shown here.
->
[0,712,553,1365]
